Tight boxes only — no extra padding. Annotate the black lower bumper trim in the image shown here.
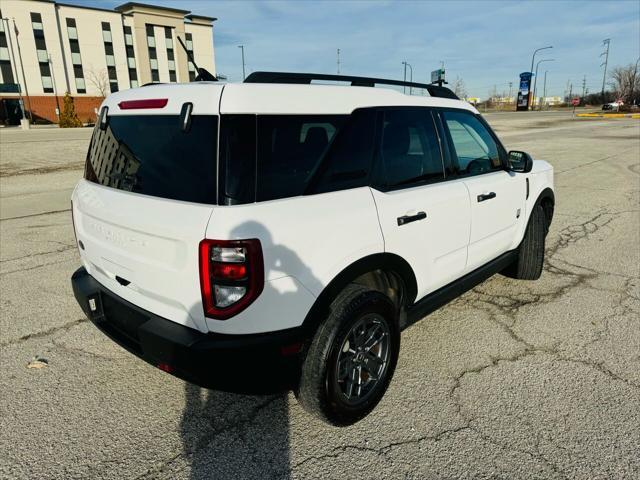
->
[71,267,303,394]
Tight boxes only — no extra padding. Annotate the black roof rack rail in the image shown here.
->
[244,71,459,100]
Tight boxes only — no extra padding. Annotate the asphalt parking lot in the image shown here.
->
[1,111,639,479]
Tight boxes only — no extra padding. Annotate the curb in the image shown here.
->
[575,113,640,119]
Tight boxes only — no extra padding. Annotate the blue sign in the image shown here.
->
[517,72,533,111]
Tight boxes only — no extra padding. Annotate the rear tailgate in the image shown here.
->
[72,84,223,332]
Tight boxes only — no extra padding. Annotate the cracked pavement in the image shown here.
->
[0,112,639,479]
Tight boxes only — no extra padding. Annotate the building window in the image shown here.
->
[185,33,195,82]
[123,26,138,88]
[0,10,15,85]
[30,12,53,93]
[101,22,118,93]
[65,18,85,93]
[30,13,43,31]
[146,24,159,82]
[124,28,133,46]
[164,26,176,82]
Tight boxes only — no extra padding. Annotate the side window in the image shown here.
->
[256,115,346,201]
[442,110,503,176]
[377,109,444,189]
[310,109,377,194]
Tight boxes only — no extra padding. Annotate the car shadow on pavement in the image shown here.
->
[180,384,291,479]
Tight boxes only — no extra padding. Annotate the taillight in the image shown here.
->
[199,239,264,320]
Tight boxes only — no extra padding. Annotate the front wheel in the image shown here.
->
[504,204,547,280]
[296,284,400,426]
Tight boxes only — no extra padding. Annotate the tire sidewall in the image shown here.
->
[323,291,400,425]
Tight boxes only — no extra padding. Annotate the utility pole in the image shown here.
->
[600,38,610,102]
[633,57,640,106]
[508,81,513,101]
[581,75,586,100]
[238,45,246,80]
[569,82,573,101]
[336,48,340,74]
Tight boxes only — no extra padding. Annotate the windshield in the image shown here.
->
[85,114,218,204]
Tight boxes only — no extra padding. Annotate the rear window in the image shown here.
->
[85,114,218,204]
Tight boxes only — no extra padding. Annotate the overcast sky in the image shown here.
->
[69,0,640,98]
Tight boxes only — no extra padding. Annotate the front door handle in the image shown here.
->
[397,211,427,226]
[477,192,497,202]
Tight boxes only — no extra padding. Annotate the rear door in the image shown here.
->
[439,109,525,272]
[370,108,470,300]
[72,89,221,333]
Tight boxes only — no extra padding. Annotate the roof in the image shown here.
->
[114,2,191,15]
[101,82,478,117]
[220,83,477,115]
[185,14,218,22]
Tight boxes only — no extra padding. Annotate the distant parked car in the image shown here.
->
[602,101,623,111]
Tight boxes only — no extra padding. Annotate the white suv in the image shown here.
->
[71,72,554,426]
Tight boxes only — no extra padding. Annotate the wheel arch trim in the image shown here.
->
[301,253,418,336]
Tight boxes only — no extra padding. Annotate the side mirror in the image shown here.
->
[507,150,533,173]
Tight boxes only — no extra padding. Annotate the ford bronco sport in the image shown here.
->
[71,72,554,426]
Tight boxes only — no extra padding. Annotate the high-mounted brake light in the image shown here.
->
[199,239,264,320]
[118,98,168,110]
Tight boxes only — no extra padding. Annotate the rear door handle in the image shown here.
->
[477,192,497,202]
[397,211,427,226]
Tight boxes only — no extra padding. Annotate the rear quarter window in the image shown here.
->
[218,114,348,204]
[256,115,346,201]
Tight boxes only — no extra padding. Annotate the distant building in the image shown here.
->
[0,0,216,124]
[532,96,563,106]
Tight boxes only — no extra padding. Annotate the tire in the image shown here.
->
[505,204,546,280]
[296,284,400,426]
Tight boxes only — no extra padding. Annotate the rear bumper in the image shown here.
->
[71,267,304,394]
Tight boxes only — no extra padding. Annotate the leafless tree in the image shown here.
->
[86,67,109,98]
[452,76,467,99]
[609,63,640,103]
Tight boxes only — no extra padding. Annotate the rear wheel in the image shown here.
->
[296,284,400,426]
[505,204,546,280]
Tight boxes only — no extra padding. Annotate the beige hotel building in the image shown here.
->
[0,0,216,124]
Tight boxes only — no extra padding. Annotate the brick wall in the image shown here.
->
[0,95,103,124]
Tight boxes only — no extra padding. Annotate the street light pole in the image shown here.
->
[9,17,32,122]
[402,61,413,94]
[238,45,246,81]
[529,45,553,110]
[48,54,61,123]
[543,70,548,109]
[402,61,407,93]
[532,58,554,110]
[1,17,26,119]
